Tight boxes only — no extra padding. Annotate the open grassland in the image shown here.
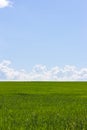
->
[0,82,87,130]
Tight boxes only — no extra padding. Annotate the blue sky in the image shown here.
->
[0,0,87,80]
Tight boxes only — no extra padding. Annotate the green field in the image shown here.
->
[0,82,87,130]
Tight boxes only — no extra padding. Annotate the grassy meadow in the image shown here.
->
[0,82,87,130]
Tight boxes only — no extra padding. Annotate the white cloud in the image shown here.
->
[0,0,12,8]
[0,60,87,81]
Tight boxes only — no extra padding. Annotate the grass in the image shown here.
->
[0,82,87,130]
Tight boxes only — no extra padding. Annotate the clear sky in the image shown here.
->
[0,0,87,80]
